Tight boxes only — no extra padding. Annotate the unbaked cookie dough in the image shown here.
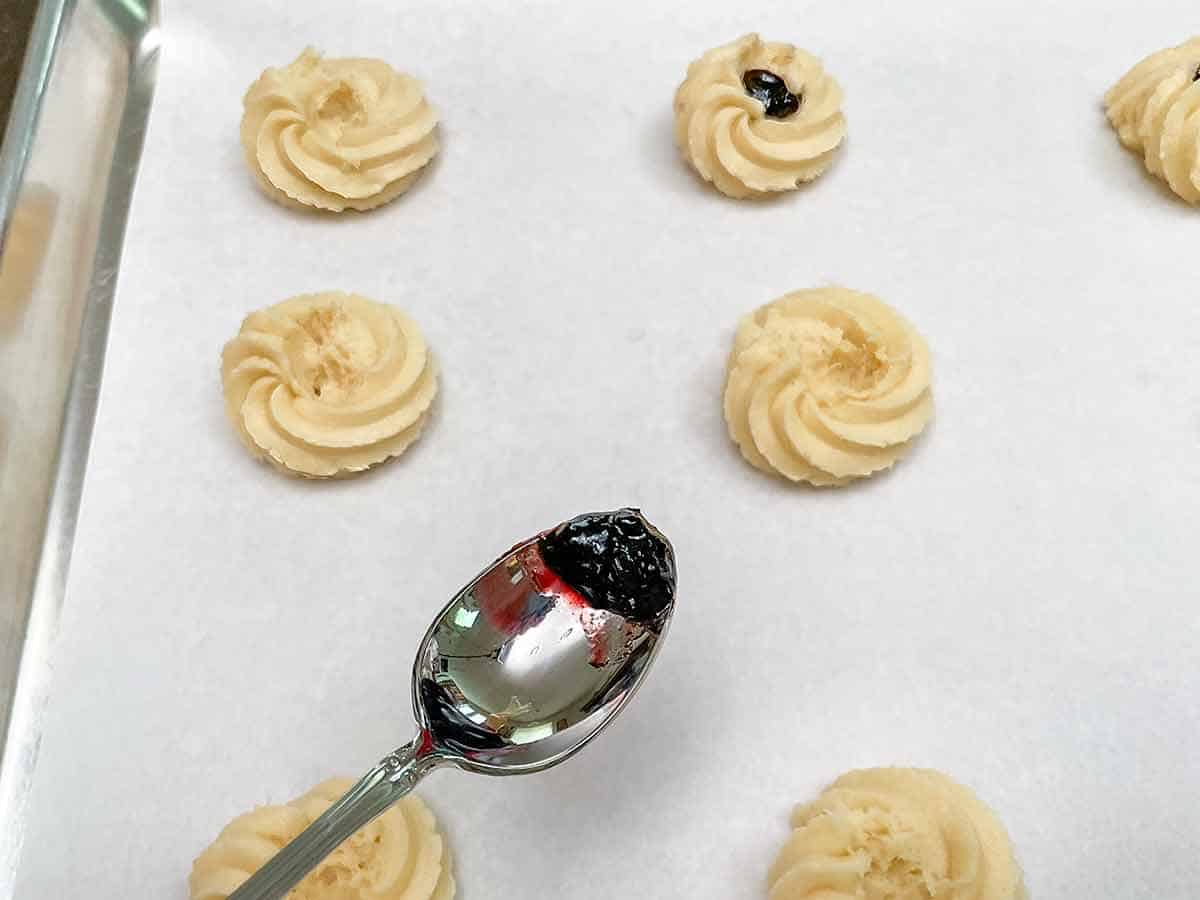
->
[769,768,1026,900]
[189,778,455,900]
[241,48,439,212]
[1104,38,1200,204]
[221,291,437,478]
[723,287,932,486]
[673,34,846,199]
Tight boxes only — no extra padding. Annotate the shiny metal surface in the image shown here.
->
[415,534,667,772]
[228,510,676,900]
[0,1,159,896]
[0,0,67,254]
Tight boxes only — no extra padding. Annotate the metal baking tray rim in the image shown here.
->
[0,1,160,895]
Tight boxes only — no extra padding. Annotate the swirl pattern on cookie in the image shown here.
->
[1104,38,1200,204]
[673,34,846,199]
[221,292,437,478]
[723,287,932,486]
[189,778,455,900]
[769,768,1026,900]
[241,48,439,211]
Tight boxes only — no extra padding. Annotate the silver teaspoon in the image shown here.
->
[227,507,677,900]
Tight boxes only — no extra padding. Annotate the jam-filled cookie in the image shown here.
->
[1104,38,1200,204]
[673,34,846,199]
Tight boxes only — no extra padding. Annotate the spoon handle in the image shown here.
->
[227,736,441,900]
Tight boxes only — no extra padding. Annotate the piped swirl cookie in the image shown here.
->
[241,48,439,212]
[1104,38,1200,204]
[673,34,846,199]
[769,768,1026,900]
[221,292,437,478]
[723,287,932,486]
[189,778,455,900]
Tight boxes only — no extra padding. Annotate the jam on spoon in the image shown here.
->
[742,68,802,119]
[537,508,675,627]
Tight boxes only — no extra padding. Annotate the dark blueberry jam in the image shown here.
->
[742,68,802,119]
[537,508,675,626]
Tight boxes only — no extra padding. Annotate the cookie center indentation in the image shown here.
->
[742,68,802,119]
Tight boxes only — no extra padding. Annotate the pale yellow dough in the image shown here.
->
[220,292,437,478]
[1104,38,1200,204]
[241,48,439,212]
[723,287,932,486]
[769,768,1026,900]
[189,778,455,900]
[673,34,846,199]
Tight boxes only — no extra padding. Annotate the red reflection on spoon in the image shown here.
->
[473,541,612,666]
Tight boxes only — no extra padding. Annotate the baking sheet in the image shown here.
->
[13,1,1200,897]
[0,1,157,894]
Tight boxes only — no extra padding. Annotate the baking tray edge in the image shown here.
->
[0,1,159,895]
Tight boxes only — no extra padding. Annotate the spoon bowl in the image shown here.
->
[417,518,673,772]
[228,507,676,900]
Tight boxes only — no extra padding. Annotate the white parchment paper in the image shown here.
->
[14,1,1200,897]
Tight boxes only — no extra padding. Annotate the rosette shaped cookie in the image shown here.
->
[189,778,455,900]
[221,292,437,478]
[769,768,1026,900]
[673,34,846,199]
[723,288,932,486]
[241,48,439,211]
[1104,38,1200,204]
